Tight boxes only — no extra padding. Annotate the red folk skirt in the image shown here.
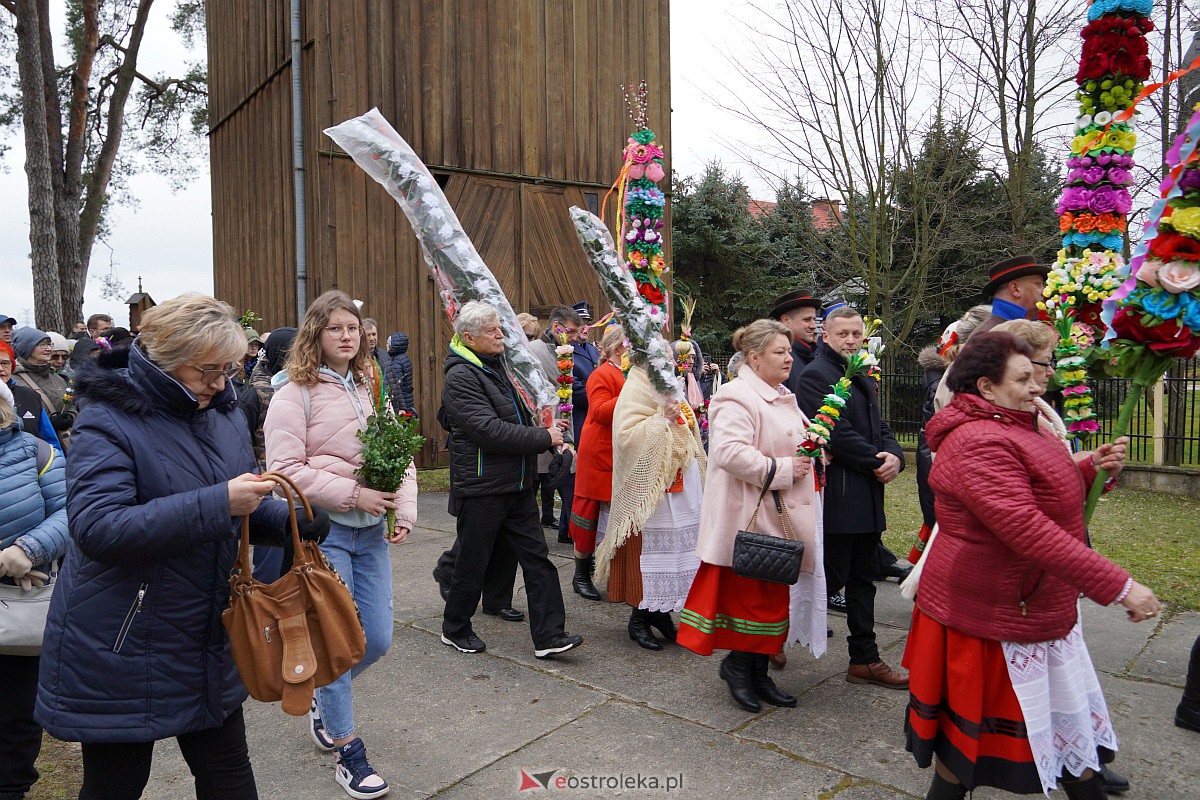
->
[568,497,601,553]
[676,562,789,656]
[902,607,1042,794]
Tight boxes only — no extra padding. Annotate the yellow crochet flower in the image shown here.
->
[1166,207,1200,239]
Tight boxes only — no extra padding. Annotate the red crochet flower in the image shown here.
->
[1149,230,1200,262]
[1112,309,1200,358]
[638,282,665,304]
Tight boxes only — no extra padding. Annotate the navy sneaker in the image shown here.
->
[334,737,389,799]
[309,699,335,752]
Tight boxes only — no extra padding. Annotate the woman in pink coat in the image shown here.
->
[678,319,823,713]
[264,290,417,800]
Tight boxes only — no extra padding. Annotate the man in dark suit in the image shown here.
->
[796,306,908,689]
[769,289,823,393]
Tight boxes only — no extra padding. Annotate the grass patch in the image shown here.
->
[416,467,450,493]
[1088,487,1200,611]
[883,465,1200,610]
[30,735,82,800]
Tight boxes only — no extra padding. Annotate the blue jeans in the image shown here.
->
[314,521,393,741]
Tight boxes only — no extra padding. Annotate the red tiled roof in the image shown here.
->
[745,197,841,232]
[747,199,776,220]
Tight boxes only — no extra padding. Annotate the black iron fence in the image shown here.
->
[706,349,1200,467]
[879,358,1200,467]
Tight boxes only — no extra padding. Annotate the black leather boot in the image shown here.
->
[749,653,797,707]
[925,771,968,800]
[572,556,601,601]
[1099,764,1129,794]
[1060,773,1107,800]
[646,610,677,642]
[627,608,663,651]
[1177,632,1200,732]
[719,651,761,712]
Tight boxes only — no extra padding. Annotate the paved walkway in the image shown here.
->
[145,492,1198,799]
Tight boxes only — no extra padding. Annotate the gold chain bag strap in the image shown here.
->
[222,471,366,716]
[731,458,805,585]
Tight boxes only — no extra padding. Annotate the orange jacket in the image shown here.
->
[572,361,625,502]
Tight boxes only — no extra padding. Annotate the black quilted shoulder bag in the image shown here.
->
[731,458,805,585]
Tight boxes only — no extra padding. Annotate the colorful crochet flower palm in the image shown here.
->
[613,81,670,327]
[1106,106,1200,374]
[1041,0,1154,440]
[1084,103,1200,522]
[796,351,877,459]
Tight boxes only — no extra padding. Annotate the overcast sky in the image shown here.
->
[0,1,783,329]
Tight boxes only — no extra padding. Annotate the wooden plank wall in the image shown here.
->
[209,0,671,462]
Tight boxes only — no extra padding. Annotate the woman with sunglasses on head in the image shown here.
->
[264,290,417,800]
[36,293,327,800]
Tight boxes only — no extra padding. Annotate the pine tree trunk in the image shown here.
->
[73,0,155,324]
[56,0,99,330]
[15,0,63,333]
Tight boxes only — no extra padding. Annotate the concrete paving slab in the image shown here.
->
[740,671,928,798]
[436,699,849,799]
[1098,673,1198,799]
[131,491,1199,800]
[148,625,606,798]
[1130,610,1198,687]
[1077,601,1158,676]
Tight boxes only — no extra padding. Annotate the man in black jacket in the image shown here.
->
[796,306,908,690]
[438,301,583,659]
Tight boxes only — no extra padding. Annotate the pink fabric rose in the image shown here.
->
[1137,259,1164,288]
[1157,260,1200,293]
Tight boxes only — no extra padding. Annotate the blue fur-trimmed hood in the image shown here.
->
[72,342,238,418]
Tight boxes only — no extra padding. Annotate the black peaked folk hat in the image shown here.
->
[982,255,1049,297]
[768,289,823,320]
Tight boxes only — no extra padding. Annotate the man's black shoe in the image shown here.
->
[1100,765,1130,794]
[879,561,913,582]
[541,517,559,528]
[441,632,486,653]
[828,593,848,614]
[483,607,525,622]
[534,632,584,659]
[1177,699,1200,732]
[432,568,450,602]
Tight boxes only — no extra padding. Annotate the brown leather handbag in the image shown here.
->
[222,471,366,716]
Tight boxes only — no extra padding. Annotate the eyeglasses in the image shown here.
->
[1030,359,1054,371]
[323,325,362,338]
[188,363,241,384]
[50,353,67,361]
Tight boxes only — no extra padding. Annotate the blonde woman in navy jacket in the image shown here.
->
[0,381,67,800]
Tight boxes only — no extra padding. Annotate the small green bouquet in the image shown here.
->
[356,367,424,536]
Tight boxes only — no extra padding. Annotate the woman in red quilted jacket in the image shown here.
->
[903,332,1161,800]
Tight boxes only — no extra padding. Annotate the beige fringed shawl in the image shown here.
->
[595,366,706,583]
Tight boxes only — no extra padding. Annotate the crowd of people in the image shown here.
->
[0,261,1196,800]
